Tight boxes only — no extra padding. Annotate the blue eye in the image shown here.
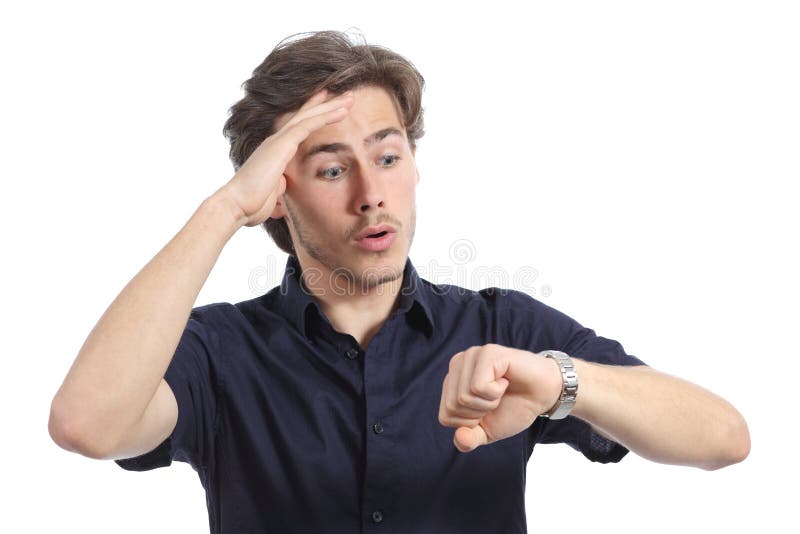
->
[318,166,345,180]
[380,154,401,166]
[317,154,400,181]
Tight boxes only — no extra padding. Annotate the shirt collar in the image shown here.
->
[278,254,435,341]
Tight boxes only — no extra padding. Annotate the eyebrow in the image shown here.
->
[301,127,405,163]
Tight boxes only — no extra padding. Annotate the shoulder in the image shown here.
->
[179,300,258,342]
[187,291,282,323]
[185,301,241,325]
[425,278,563,320]
[423,279,577,343]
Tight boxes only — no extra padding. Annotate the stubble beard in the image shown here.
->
[284,197,416,294]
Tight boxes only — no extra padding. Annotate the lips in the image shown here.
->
[355,223,397,241]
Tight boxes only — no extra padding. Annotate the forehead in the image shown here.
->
[276,85,405,145]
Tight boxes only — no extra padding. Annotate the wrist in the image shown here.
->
[207,185,248,231]
[194,188,247,244]
[569,358,593,420]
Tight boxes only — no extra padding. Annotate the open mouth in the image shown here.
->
[366,231,388,239]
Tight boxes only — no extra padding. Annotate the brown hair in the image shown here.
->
[222,30,426,256]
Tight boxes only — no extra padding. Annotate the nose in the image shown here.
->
[351,164,386,214]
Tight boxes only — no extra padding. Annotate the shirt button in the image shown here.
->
[372,510,384,523]
[373,422,384,434]
[345,348,359,359]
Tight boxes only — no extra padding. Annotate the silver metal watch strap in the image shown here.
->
[540,350,578,420]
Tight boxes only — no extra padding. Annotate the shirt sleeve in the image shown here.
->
[501,290,647,464]
[114,307,221,473]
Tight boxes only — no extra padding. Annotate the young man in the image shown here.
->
[49,31,750,533]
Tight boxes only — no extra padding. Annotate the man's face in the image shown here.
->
[271,85,420,292]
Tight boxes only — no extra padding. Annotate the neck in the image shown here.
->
[296,254,406,350]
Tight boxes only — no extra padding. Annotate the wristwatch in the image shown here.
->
[540,350,579,419]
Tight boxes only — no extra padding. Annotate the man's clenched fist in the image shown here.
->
[438,344,564,453]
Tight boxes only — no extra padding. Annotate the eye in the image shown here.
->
[317,165,346,180]
[316,154,400,181]
[379,154,401,166]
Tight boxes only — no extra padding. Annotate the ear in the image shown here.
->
[270,198,287,220]
[269,175,289,219]
[270,203,286,220]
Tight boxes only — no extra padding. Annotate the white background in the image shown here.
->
[2,0,797,532]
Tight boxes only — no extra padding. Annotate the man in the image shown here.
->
[49,31,750,533]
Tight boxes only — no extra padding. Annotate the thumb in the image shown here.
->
[454,424,489,453]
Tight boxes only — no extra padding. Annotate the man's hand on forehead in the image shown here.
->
[217,89,354,228]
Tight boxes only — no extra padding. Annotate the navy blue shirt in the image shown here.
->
[115,254,646,533]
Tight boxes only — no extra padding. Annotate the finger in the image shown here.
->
[445,355,486,419]
[281,91,354,131]
[471,351,510,402]
[278,93,353,131]
[277,106,352,155]
[298,88,331,111]
[439,372,482,426]
[454,424,489,453]
[438,373,452,425]
[476,345,512,399]
[444,352,485,421]
[289,88,338,121]
[457,348,503,412]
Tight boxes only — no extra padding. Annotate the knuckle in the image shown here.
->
[457,392,471,407]
[448,356,459,371]
[469,382,486,397]
[288,122,310,138]
[439,410,455,426]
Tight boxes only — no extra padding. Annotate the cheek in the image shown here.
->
[291,188,342,225]
[394,179,417,206]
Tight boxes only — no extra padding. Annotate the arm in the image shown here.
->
[49,90,355,459]
[48,191,244,458]
[438,345,750,471]
[49,192,240,458]
[570,359,751,471]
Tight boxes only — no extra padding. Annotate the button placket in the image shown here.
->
[362,319,398,530]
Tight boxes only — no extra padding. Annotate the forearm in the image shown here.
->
[569,359,750,470]
[50,188,243,454]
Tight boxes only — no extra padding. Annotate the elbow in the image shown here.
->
[49,398,113,460]
[702,412,751,471]
[49,395,77,452]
